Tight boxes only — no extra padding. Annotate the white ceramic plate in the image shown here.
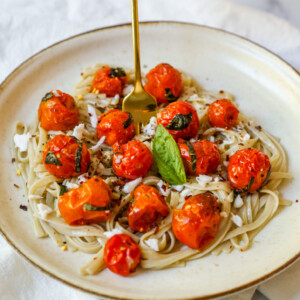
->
[0,22,300,300]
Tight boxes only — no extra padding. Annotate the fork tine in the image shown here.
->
[134,120,141,134]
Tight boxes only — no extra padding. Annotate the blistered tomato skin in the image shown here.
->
[128,184,169,232]
[207,99,239,129]
[38,90,79,131]
[104,234,141,276]
[91,66,127,97]
[157,101,199,141]
[97,109,135,146]
[58,176,111,225]
[228,148,271,192]
[43,135,90,178]
[112,140,153,180]
[144,63,183,104]
[172,193,221,250]
[178,139,220,175]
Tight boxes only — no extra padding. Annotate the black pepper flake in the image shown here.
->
[19,205,27,211]
[255,125,262,131]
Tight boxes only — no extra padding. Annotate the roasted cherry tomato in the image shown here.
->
[207,99,239,129]
[144,63,183,104]
[157,101,199,141]
[227,148,271,193]
[43,135,90,178]
[172,193,221,250]
[91,66,127,97]
[104,234,141,276]
[97,109,135,146]
[112,140,153,180]
[128,184,169,232]
[178,139,220,175]
[38,90,79,131]
[58,176,111,225]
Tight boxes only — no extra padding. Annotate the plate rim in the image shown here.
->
[0,21,300,300]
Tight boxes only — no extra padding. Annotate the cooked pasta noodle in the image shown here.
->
[13,64,292,275]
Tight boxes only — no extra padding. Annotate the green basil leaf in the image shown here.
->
[42,92,53,102]
[233,177,255,198]
[109,67,126,78]
[59,184,68,196]
[185,141,197,174]
[45,151,62,166]
[83,204,110,211]
[166,112,192,131]
[123,112,133,129]
[165,88,178,103]
[75,144,83,173]
[152,124,186,185]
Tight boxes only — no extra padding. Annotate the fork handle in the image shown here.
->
[131,0,143,91]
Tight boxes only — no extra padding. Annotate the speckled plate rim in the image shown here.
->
[0,21,299,300]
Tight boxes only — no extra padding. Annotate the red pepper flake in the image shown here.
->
[12,158,15,163]
[14,184,20,188]
[219,90,224,94]
[19,205,27,211]
[88,113,92,117]
[296,200,299,203]
[81,72,84,76]
[255,125,262,131]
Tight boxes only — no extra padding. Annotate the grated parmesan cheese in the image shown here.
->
[241,133,250,141]
[87,105,98,128]
[90,136,106,151]
[157,180,170,197]
[171,185,184,192]
[142,117,157,136]
[196,175,213,185]
[231,213,243,227]
[14,133,31,152]
[63,180,79,190]
[77,173,88,183]
[72,124,85,140]
[234,194,244,208]
[37,203,53,218]
[123,177,142,193]
[145,238,160,251]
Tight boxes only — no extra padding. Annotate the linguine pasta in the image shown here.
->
[13,64,292,275]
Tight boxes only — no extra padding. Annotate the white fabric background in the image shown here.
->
[1,0,300,299]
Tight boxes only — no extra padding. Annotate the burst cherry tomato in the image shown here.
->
[38,90,79,131]
[144,63,183,104]
[43,135,90,178]
[91,66,127,97]
[58,176,111,225]
[178,139,220,175]
[227,148,271,192]
[207,99,239,129]
[172,193,221,250]
[104,234,141,276]
[157,101,199,141]
[128,184,169,232]
[112,140,153,180]
[97,109,135,146]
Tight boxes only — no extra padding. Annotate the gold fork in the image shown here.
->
[122,0,157,134]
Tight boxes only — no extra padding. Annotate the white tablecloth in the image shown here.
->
[1,0,300,299]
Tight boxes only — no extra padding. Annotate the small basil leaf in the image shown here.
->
[59,184,68,196]
[152,124,186,185]
[109,67,126,78]
[166,112,192,131]
[165,88,178,103]
[45,151,62,166]
[185,141,197,174]
[83,204,110,211]
[42,92,53,102]
[123,112,133,129]
[75,144,83,173]
[233,177,255,198]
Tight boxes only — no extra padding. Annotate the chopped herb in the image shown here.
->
[41,92,53,102]
[166,112,192,131]
[185,141,197,174]
[75,144,83,173]
[83,204,110,211]
[109,67,126,78]
[233,177,255,198]
[45,151,62,166]
[165,88,178,103]
[123,112,133,129]
[262,167,271,186]
[19,205,27,211]
[59,184,68,196]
